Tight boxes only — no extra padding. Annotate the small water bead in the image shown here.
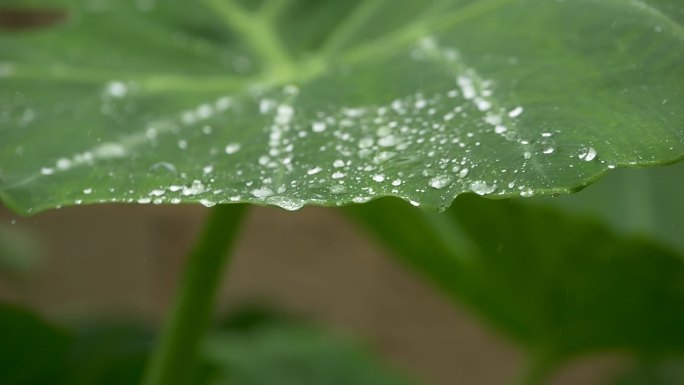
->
[458,168,469,178]
[332,171,346,179]
[578,147,597,161]
[333,160,345,168]
[200,199,216,207]
[250,187,273,198]
[392,179,402,186]
[540,139,556,154]
[150,189,166,197]
[150,162,177,174]
[312,121,327,133]
[469,181,497,195]
[196,104,213,119]
[83,188,93,194]
[508,106,524,118]
[178,139,188,150]
[182,180,206,196]
[105,81,127,98]
[269,196,305,211]
[358,137,374,148]
[329,184,347,194]
[372,174,386,182]
[429,175,452,189]
[259,99,275,114]
[307,167,322,175]
[275,104,294,124]
[56,158,72,170]
[40,167,54,175]
[519,188,535,197]
[137,197,152,204]
[223,143,241,155]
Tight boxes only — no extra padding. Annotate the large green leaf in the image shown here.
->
[345,196,684,368]
[0,0,682,214]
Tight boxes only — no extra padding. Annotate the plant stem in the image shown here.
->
[141,204,248,385]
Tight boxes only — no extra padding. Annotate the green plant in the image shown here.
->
[1,1,683,384]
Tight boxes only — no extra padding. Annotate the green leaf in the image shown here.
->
[345,196,684,365]
[0,304,71,385]
[65,323,152,385]
[539,161,684,255]
[613,358,684,385]
[202,324,417,385]
[1,0,683,214]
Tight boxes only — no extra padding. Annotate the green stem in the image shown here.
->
[141,204,248,385]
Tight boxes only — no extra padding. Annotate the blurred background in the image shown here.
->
[0,198,638,385]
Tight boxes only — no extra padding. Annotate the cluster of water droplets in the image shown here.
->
[21,35,612,212]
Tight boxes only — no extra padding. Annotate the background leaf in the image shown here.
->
[202,320,417,385]
[540,161,684,255]
[345,195,684,368]
[0,304,70,385]
[1,0,682,214]
[613,358,684,385]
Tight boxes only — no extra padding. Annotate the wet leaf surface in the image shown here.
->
[0,0,682,214]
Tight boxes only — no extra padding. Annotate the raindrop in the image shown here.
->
[329,185,347,194]
[312,121,327,133]
[56,158,72,170]
[200,199,216,207]
[429,175,452,189]
[83,188,93,194]
[372,174,385,182]
[105,81,128,98]
[307,167,322,175]
[149,162,178,174]
[540,139,556,154]
[225,143,241,154]
[182,180,206,196]
[269,196,305,211]
[250,187,273,198]
[578,147,597,161]
[469,181,497,195]
[508,106,524,118]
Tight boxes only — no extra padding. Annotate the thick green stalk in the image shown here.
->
[141,204,248,385]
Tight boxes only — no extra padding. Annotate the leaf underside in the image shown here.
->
[0,0,682,214]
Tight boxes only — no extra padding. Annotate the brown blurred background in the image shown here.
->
[0,204,624,385]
